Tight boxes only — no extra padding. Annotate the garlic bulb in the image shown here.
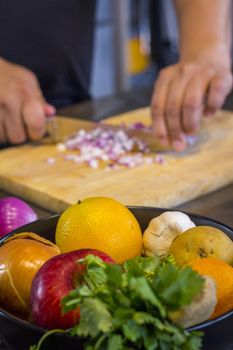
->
[142,211,195,257]
[168,275,217,328]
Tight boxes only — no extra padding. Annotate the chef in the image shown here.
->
[0,0,232,151]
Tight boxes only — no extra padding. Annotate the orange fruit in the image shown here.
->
[188,257,233,319]
[55,197,142,263]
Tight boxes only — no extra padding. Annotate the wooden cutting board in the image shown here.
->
[0,107,233,213]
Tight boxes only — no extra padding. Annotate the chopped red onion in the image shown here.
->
[155,154,165,164]
[46,157,56,164]
[129,122,152,132]
[45,123,165,170]
[56,143,66,152]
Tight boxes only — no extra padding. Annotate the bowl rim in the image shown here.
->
[0,205,233,335]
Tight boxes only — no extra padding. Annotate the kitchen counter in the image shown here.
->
[0,86,233,227]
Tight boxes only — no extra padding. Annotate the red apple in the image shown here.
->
[30,249,114,329]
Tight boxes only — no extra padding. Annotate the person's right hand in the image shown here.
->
[0,58,55,144]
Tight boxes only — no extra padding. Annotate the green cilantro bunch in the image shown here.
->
[62,255,204,350]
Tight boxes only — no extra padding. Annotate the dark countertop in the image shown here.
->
[0,86,233,227]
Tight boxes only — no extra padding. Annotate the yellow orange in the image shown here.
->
[55,197,142,263]
[188,257,233,319]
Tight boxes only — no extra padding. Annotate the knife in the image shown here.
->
[0,114,60,147]
[43,114,60,144]
[125,127,171,152]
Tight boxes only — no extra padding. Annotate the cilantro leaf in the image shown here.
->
[124,256,160,279]
[74,298,112,337]
[107,334,123,350]
[105,264,124,288]
[128,276,166,317]
[122,319,141,342]
[152,264,204,310]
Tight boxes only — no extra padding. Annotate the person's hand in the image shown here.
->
[0,58,55,144]
[151,60,233,151]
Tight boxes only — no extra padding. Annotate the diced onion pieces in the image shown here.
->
[46,157,56,165]
[45,122,165,169]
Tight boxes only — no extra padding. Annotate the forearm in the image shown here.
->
[174,0,232,67]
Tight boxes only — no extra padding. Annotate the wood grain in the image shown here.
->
[0,108,232,213]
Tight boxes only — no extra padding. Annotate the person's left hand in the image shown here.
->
[151,60,233,151]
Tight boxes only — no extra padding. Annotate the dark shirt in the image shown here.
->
[0,0,96,108]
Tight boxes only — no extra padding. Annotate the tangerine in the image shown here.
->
[188,257,233,319]
[55,197,142,263]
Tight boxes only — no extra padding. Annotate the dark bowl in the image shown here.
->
[0,207,233,350]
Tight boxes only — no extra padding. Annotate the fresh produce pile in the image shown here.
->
[0,196,233,350]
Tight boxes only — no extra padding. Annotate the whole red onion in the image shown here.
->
[0,197,38,238]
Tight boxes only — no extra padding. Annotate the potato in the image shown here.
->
[169,226,233,267]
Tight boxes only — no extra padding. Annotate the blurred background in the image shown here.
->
[90,0,179,98]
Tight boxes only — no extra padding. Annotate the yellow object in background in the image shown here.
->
[127,36,150,75]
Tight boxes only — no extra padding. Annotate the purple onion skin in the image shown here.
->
[0,197,38,238]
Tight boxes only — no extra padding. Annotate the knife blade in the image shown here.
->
[43,115,60,144]
[95,122,172,152]
[125,128,171,152]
